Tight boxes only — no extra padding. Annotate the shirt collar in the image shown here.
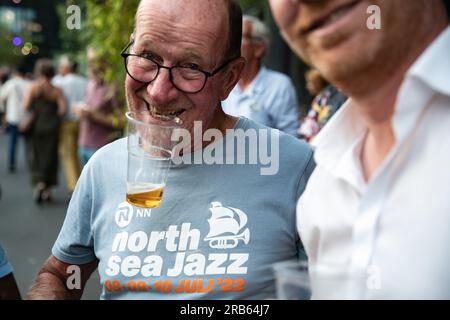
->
[392,25,450,145]
[407,25,450,97]
[312,99,367,187]
[312,25,450,181]
[238,66,267,96]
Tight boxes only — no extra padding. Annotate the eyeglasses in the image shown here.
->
[121,41,238,94]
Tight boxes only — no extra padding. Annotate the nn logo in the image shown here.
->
[115,202,152,228]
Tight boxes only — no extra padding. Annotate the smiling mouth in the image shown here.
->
[144,101,186,121]
[302,0,361,34]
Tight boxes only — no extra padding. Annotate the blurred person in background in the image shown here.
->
[73,55,122,167]
[0,67,11,133]
[222,15,300,136]
[299,69,346,142]
[0,243,21,300]
[52,56,88,196]
[0,68,10,84]
[0,64,30,173]
[23,59,66,203]
[305,68,328,98]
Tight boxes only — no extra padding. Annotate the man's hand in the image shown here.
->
[72,103,91,119]
[27,255,98,300]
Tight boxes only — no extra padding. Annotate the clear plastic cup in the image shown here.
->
[125,111,177,208]
[273,260,367,300]
[273,260,311,300]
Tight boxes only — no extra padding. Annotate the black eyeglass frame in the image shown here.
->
[121,41,238,94]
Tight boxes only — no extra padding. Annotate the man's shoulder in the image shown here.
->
[20,78,31,86]
[87,138,127,168]
[241,117,311,157]
[67,74,88,85]
[263,68,295,87]
[1,78,15,91]
[94,137,126,156]
[52,75,63,82]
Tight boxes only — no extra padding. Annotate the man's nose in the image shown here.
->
[147,68,179,104]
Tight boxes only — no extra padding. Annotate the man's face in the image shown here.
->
[241,21,255,64]
[241,21,264,64]
[126,0,235,134]
[269,0,430,89]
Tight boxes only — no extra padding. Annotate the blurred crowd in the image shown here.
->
[0,52,125,203]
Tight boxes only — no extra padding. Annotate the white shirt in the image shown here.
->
[297,26,450,299]
[52,73,88,121]
[222,66,300,136]
[0,76,30,125]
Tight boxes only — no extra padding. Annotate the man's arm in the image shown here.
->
[0,273,21,300]
[27,255,98,300]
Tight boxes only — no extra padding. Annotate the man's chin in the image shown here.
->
[309,37,378,85]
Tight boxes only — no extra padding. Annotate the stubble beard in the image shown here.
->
[303,0,434,98]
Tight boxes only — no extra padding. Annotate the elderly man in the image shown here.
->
[222,15,300,136]
[270,0,450,299]
[27,0,314,300]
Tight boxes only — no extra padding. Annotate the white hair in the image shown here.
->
[59,55,73,69]
[243,15,271,48]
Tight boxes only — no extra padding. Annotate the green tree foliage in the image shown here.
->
[57,0,138,87]
[240,0,268,16]
[0,26,21,66]
[83,0,139,85]
[56,1,86,54]
[240,0,262,11]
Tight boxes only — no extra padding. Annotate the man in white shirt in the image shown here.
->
[0,68,10,132]
[222,15,300,136]
[0,65,30,173]
[269,0,450,298]
[53,56,88,194]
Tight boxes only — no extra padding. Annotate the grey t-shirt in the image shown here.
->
[52,117,315,299]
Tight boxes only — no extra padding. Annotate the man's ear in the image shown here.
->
[220,57,246,101]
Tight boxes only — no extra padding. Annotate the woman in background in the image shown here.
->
[23,59,66,203]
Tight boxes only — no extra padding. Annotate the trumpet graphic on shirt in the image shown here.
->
[204,202,250,250]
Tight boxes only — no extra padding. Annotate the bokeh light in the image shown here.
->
[21,47,30,55]
[24,42,33,50]
[31,46,39,54]
[12,36,22,46]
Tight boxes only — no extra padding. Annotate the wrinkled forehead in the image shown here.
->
[135,0,229,54]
